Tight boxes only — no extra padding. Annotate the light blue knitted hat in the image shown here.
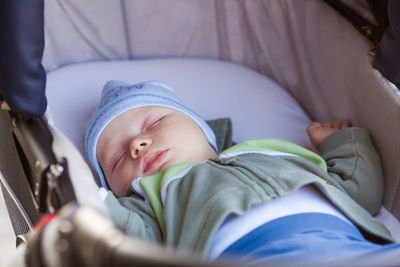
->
[85,80,217,189]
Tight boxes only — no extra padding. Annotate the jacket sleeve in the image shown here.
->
[319,127,384,215]
[104,193,163,243]
[0,0,47,116]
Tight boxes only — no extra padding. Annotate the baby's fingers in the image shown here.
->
[322,121,340,129]
[339,121,351,129]
[331,121,340,129]
[321,122,331,128]
[308,121,321,128]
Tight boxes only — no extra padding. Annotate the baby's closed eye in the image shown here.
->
[111,150,126,172]
[144,116,165,132]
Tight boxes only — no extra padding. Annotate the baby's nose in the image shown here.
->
[129,137,152,160]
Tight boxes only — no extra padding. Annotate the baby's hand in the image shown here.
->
[307,121,351,151]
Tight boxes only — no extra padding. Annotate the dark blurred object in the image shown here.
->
[0,109,76,237]
[0,0,47,116]
[373,0,400,85]
[25,204,236,267]
[324,0,400,86]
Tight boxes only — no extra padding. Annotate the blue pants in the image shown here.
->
[217,213,400,266]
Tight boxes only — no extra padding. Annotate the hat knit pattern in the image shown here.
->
[85,80,217,189]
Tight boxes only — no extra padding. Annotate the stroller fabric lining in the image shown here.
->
[1,0,400,264]
[41,0,400,220]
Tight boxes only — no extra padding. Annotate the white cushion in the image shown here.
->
[46,58,313,156]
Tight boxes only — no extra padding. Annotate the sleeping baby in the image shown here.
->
[85,80,399,265]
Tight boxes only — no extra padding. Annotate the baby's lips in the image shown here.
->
[142,150,168,175]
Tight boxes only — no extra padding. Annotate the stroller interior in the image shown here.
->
[0,0,400,266]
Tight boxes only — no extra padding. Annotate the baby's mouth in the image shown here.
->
[142,150,168,175]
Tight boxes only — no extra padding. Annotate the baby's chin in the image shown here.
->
[111,180,133,198]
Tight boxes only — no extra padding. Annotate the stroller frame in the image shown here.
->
[1,0,400,266]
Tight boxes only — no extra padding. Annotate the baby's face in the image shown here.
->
[97,106,217,197]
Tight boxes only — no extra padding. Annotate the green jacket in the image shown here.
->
[105,127,392,258]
